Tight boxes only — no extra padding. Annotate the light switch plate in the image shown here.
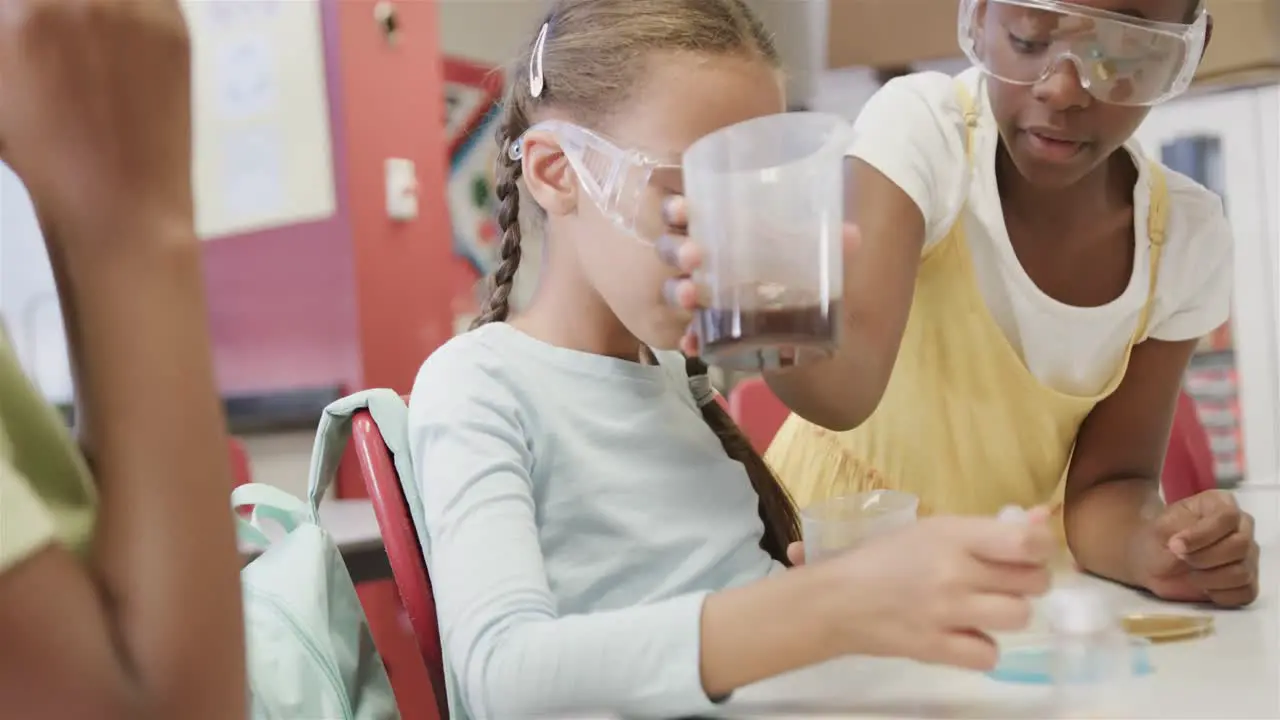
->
[385,158,418,220]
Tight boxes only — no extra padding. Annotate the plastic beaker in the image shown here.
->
[682,112,852,371]
[801,490,919,564]
[988,634,1153,685]
[1046,586,1146,718]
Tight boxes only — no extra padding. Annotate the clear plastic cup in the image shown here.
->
[682,112,852,372]
[1046,587,1147,718]
[987,633,1153,686]
[801,490,919,564]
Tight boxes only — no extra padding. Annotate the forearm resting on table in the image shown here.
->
[55,229,245,716]
[1064,477,1160,587]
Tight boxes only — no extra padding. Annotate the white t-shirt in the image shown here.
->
[849,69,1234,397]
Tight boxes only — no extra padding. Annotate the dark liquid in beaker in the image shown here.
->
[696,299,840,372]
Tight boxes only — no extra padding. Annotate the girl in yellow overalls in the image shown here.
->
[661,0,1259,608]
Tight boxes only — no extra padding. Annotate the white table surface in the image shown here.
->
[712,547,1279,719]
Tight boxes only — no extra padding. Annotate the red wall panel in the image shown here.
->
[335,0,455,395]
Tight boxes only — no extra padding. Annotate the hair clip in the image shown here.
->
[529,21,549,98]
[688,374,717,409]
[507,135,525,161]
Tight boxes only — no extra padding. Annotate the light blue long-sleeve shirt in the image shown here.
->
[408,323,782,719]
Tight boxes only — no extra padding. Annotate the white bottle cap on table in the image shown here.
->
[1045,586,1114,635]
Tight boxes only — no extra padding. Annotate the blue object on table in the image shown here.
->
[987,643,1153,685]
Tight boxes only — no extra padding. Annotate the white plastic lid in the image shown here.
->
[1045,586,1115,635]
[997,505,1029,523]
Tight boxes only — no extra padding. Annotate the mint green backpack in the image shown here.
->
[234,395,401,720]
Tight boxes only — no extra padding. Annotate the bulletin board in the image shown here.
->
[184,0,337,240]
[444,57,505,276]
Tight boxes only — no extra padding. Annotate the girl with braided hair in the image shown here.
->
[409,2,1052,718]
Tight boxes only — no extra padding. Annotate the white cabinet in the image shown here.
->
[1134,86,1280,487]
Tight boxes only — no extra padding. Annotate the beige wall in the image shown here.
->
[437,0,544,66]
[437,0,966,111]
[437,0,825,104]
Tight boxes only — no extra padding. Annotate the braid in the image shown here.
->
[684,356,801,564]
[471,107,528,329]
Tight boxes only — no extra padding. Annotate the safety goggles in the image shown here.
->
[510,120,681,244]
[958,0,1208,106]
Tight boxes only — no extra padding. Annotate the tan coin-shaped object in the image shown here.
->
[1122,613,1214,643]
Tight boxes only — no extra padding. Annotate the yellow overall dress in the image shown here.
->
[766,81,1169,521]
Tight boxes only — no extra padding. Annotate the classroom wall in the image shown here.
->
[809,58,972,119]
[201,1,362,395]
[205,0,461,399]
[436,0,825,102]
[3,0,462,400]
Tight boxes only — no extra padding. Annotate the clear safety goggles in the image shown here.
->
[958,0,1208,106]
[510,120,681,244]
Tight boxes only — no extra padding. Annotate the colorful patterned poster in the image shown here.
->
[443,57,505,276]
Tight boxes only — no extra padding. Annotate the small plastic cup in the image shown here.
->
[682,112,853,372]
[1046,587,1151,718]
[987,634,1153,685]
[801,490,919,564]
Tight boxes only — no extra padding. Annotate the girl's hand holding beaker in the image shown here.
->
[656,112,860,372]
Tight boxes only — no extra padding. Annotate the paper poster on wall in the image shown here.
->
[444,57,505,277]
[205,0,280,28]
[222,127,286,219]
[215,35,279,121]
[184,0,336,239]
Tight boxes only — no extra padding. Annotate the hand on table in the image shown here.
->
[1134,490,1259,607]
[0,0,194,242]
[812,509,1053,672]
[655,195,861,357]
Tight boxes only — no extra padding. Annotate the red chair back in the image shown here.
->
[228,438,253,517]
[351,410,449,720]
[727,377,790,454]
[228,437,252,487]
[1162,390,1217,503]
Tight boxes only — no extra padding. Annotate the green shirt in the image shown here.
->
[0,334,95,572]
